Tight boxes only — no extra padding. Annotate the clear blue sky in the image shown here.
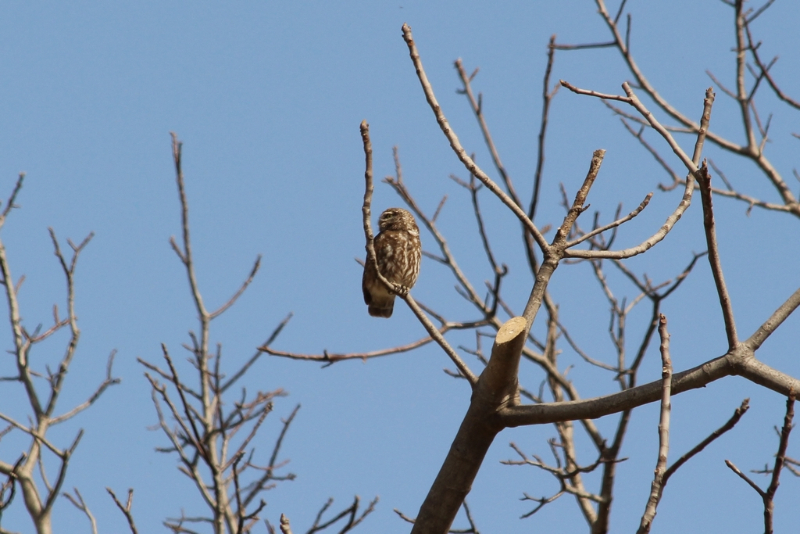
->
[1,1,799,532]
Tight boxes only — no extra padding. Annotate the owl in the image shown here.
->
[362,207,422,318]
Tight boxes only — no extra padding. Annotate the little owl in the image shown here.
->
[362,207,421,318]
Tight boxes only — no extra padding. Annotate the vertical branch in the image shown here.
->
[170,132,209,322]
[696,163,738,349]
[763,393,795,534]
[169,132,226,532]
[544,307,596,524]
[169,133,216,479]
[45,230,94,417]
[0,173,40,416]
[733,0,758,152]
[691,89,715,166]
[360,121,376,257]
[530,35,558,224]
[637,314,672,534]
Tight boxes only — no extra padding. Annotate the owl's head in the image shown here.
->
[378,207,419,234]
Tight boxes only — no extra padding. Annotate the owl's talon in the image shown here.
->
[392,284,409,297]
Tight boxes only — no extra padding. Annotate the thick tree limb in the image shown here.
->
[411,317,526,534]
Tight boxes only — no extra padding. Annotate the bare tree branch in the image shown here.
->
[63,488,97,534]
[663,399,750,486]
[695,163,738,349]
[725,393,794,534]
[107,487,139,534]
[637,314,672,534]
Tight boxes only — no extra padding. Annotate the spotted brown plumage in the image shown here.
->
[362,207,421,318]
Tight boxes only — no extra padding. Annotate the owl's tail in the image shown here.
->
[368,300,394,318]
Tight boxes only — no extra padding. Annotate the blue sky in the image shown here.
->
[0,1,799,532]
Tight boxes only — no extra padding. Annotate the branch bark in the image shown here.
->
[411,317,526,534]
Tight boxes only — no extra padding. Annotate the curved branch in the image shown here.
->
[262,334,440,365]
[500,346,800,428]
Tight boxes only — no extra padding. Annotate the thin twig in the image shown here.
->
[454,59,521,207]
[530,35,558,223]
[107,487,139,534]
[63,488,98,534]
[663,399,750,486]
[637,314,672,534]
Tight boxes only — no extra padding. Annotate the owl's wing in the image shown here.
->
[362,260,375,305]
